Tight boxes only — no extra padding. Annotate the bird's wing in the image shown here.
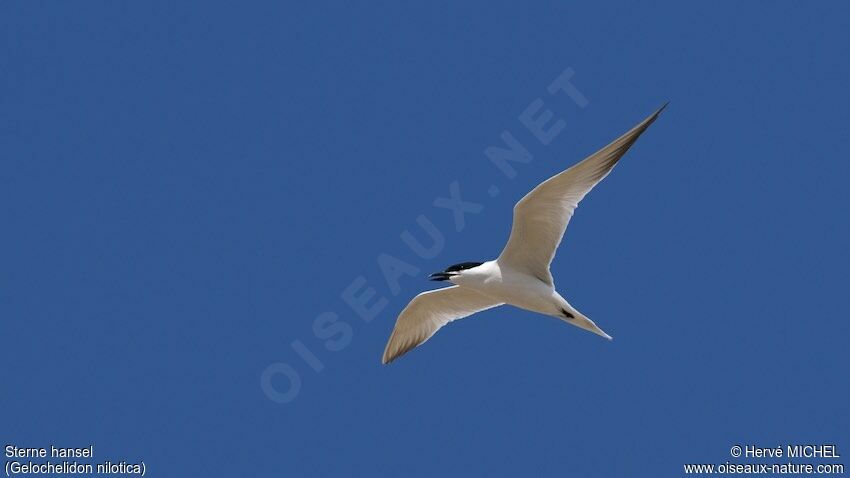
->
[498,104,666,284]
[382,286,503,364]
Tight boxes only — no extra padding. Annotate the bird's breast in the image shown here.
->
[470,272,557,316]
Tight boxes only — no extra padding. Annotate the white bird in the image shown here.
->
[382,104,666,364]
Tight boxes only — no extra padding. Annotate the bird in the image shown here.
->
[381,104,667,364]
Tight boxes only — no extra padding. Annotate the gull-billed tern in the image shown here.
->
[382,104,667,364]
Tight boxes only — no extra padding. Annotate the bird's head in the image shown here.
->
[429,262,484,282]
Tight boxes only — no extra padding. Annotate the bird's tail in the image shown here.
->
[559,304,613,340]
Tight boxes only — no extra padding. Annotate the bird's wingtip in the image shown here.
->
[635,101,669,128]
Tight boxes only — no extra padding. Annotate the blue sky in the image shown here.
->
[2,2,848,476]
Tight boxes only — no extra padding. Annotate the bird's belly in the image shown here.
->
[473,276,557,316]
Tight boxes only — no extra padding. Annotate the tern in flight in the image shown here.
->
[382,104,667,364]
